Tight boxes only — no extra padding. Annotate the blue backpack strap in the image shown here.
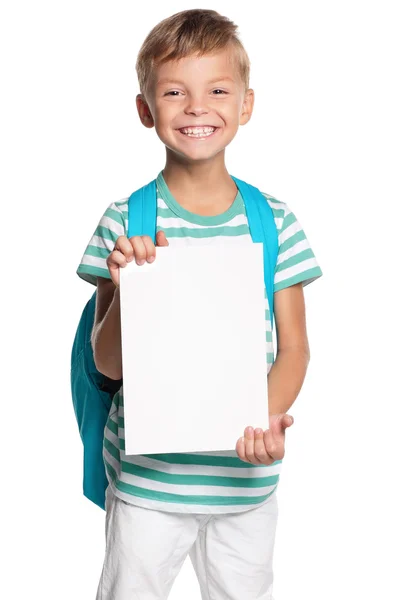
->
[230,176,278,326]
[127,178,157,240]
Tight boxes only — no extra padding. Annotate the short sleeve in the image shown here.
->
[273,201,323,293]
[76,198,129,286]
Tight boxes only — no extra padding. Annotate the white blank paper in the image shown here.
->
[119,242,268,456]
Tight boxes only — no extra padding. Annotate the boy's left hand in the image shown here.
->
[236,414,294,465]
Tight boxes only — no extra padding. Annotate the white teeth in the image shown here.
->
[179,126,216,137]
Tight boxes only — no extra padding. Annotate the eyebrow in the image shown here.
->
[157,76,235,86]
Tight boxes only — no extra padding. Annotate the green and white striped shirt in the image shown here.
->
[77,170,323,514]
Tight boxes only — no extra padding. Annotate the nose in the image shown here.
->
[184,93,209,117]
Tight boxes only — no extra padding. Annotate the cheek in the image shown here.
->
[220,99,244,123]
[154,113,178,137]
[155,102,177,121]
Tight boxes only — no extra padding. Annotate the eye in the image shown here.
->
[164,89,228,96]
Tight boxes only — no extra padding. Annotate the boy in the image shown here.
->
[77,8,323,600]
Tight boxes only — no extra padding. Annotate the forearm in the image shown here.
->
[92,287,123,380]
[267,347,310,415]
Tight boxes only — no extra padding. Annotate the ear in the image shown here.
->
[136,94,155,128]
[240,88,254,126]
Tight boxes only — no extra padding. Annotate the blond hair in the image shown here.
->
[136,9,251,98]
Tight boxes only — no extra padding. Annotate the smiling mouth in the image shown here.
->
[177,127,219,138]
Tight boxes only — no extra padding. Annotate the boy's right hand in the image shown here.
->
[107,230,169,288]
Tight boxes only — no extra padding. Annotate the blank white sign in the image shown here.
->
[119,242,268,455]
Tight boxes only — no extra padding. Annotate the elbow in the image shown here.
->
[278,344,310,370]
[91,325,123,381]
[92,338,122,381]
[93,352,122,381]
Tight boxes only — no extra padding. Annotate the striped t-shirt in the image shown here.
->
[77,169,323,514]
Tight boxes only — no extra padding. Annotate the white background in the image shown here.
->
[1,1,393,598]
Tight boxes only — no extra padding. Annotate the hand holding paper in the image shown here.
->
[106,230,169,288]
[236,414,294,465]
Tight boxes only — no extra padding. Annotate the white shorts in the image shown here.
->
[96,485,279,600]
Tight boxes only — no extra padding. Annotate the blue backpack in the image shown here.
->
[71,175,279,510]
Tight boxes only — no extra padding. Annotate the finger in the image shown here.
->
[270,414,294,444]
[244,426,257,464]
[130,236,148,265]
[235,436,246,461]
[269,414,284,434]
[269,414,287,437]
[107,250,127,269]
[156,230,169,247]
[106,249,129,287]
[264,428,284,461]
[282,414,294,429]
[254,428,274,465]
[141,235,156,263]
[113,235,134,262]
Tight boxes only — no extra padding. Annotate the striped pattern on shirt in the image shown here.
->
[76,170,323,514]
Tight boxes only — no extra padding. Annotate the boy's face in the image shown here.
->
[136,49,254,162]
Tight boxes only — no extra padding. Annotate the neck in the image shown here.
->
[162,153,238,215]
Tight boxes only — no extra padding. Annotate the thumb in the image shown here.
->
[282,414,294,430]
[156,230,169,247]
[271,414,293,436]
